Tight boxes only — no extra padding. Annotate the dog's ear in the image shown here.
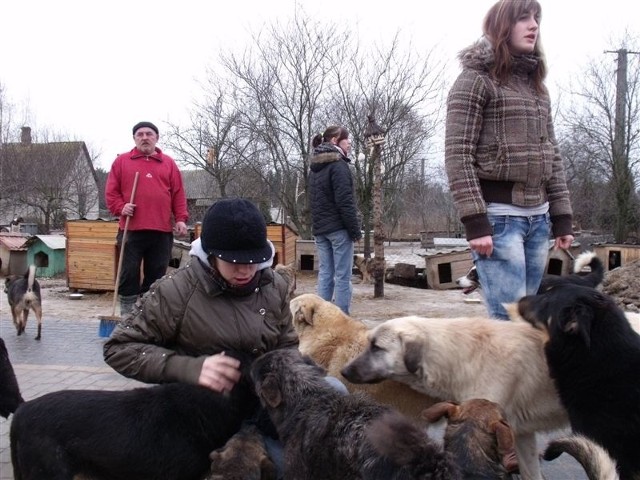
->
[298,301,314,326]
[401,337,423,374]
[257,374,282,408]
[558,303,592,348]
[421,401,459,422]
[492,419,517,471]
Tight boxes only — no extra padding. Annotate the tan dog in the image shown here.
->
[340,313,568,480]
[353,254,373,284]
[290,293,437,419]
[422,399,519,479]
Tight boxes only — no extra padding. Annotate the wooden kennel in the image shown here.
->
[66,220,119,291]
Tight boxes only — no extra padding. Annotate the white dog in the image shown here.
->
[341,313,569,480]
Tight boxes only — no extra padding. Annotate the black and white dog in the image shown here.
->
[4,265,43,340]
[456,251,604,295]
[518,285,640,480]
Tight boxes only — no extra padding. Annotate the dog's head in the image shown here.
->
[341,316,427,384]
[251,349,326,410]
[456,265,480,294]
[289,293,322,333]
[517,284,623,348]
[422,399,518,474]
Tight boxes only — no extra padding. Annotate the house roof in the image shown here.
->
[25,235,67,250]
[0,233,29,251]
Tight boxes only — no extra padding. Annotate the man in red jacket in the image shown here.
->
[105,121,189,315]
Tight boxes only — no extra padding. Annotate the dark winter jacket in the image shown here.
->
[103,257,299,385]
[445,37,573,241]
[308,143,362,240]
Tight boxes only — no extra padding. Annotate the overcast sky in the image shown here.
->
[1,0,638,170]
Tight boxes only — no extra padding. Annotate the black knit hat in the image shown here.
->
[132,121,159,135]
[200,198,271,264]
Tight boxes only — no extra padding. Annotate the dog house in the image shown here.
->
[0,233,29,276]
[420,247,473,290]
[66,219,120,291]
[267,223,298,266]
[25,235,67,277]
[545,243,581,276]
[593,243,640,270]
[296,240,317,271]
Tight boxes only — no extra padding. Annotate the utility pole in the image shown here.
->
[605,48,640,242]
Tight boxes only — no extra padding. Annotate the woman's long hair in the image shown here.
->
[483,0,547,93]
[312,126,349,148]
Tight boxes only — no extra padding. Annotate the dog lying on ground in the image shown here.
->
[251,348,459,479]
[517,284,640,480]
[543,434,619,480]
[456,250,604,295]
[340,314,568,480]
[10,352,262,480]
[421,399,519,479]
[0,337,24,418]
[290,293,438,419]
[206,423,277,480]
[4,264,43,340]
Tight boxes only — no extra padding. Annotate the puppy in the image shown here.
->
[10,352,261,480]
[251,348,459,479]
[4,264,43,339]
[422,399,519,479]
[543,434,619,480]
[456,251,604,296]
[340,314,568,480]
[290,293,438,419]
[206,423,277,480]
[0,337,24,418]
[517,284,640,480]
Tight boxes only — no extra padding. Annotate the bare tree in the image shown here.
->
[558,36,640,242]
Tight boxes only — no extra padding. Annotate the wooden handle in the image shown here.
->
[111,172,140,316]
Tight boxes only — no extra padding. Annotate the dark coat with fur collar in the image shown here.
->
[444,37,573,241]
[308,143,362,240]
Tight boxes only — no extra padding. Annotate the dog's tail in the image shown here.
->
[22,265,38,308]
[543,434,619,480]
[366,411,459,479]
[573,251,605,287]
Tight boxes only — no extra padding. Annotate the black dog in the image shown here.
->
[4,264,43,340]
[518,285,640,480]
[251,348,458,480]
[10,352,263,480]
[0,337,24,418]
[456,251,604,295]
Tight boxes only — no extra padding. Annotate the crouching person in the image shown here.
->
[104,197,298,478]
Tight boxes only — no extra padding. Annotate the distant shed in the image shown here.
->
[0,233,29,276]
[419,247,473,290]
[25,235,67,277]
[267,223,298,266]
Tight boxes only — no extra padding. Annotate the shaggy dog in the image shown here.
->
[456,251,604,296]
[10,353,262,480]
[354,253,374,283]
[517,284,640,480]
[274,263,296,299]
[206,423,277,480]
[290,293,438,419]
[543,434,619,480]
[4,264,43,340]
[251,348,458,479]
[340,315,568,480]
[421,399,519,479]
[0,337,24,418]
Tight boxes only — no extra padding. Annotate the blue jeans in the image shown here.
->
[314,229,354,315]
[472,214,550,320]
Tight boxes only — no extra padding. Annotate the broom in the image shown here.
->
[99,171,140,337]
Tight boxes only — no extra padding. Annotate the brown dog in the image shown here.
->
[290,293,437,419]
[354,254,374,284]
[4,265,43,340]
[274,263,296,299]
[206,423,277,480]
[422,399,519,479]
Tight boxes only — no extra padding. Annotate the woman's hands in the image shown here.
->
[198,353,241,393]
